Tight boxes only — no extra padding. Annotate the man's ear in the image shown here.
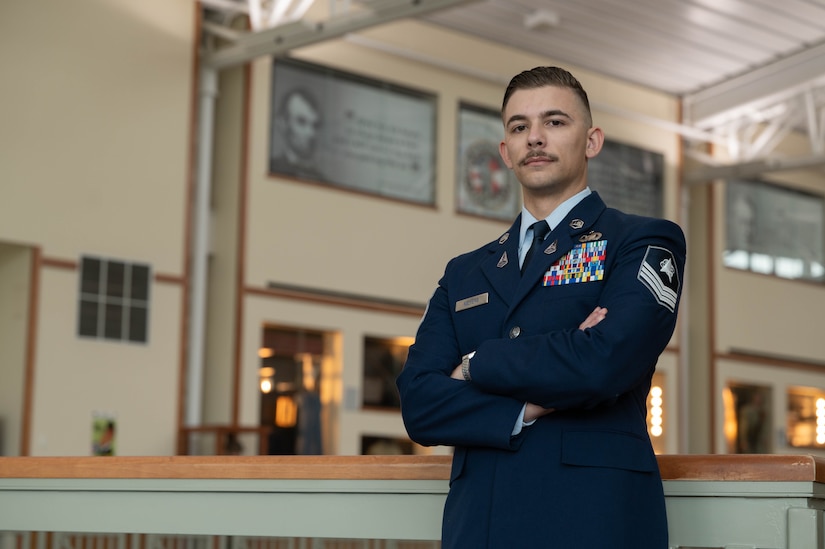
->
[499,140,514,169]
[585,127,604,159]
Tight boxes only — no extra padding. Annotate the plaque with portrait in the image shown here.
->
[456,103,521,221]
[270,58,436,205]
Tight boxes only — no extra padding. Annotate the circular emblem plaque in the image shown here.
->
[463,140,513,211]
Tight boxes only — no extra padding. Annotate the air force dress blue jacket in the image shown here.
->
[397,192,686,548]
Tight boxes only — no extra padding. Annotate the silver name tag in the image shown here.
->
[455,292,489,312]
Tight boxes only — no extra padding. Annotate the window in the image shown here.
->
[259,326,328,455]
[78,256,150,343]
[361,435,414,455]
[787,386,825,449]
[723,382,772,454]
[724,180,825,282]
[362,335,413,409]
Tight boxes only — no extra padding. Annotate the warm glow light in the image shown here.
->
[786,388,825,448]
[300,353,316,391]
[260,378,273,394]
[648,385,664,438]
[258,348,274,358]
[817,398,825,445]
[275,396,298,427]
[722,387,737,448]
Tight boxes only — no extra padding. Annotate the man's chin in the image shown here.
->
[519,175,561,192]
[519,177,582,198]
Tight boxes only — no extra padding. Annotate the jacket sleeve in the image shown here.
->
[469,219,686,410]
[396,258,526,450]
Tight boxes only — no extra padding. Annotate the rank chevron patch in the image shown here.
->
[637,245,680,312]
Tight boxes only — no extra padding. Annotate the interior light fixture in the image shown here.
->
[524,9,560,32]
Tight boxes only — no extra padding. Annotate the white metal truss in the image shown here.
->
[200,0,322,31]
[682,42,825,185]
[683,85,825,184]
[199,0,481,69]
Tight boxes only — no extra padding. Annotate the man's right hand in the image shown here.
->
[578,306,607,331]
[524,403,554,422]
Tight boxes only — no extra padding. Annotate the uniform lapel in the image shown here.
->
[477,193,608,314]
[480,216,522,307]
[509,193,608,312]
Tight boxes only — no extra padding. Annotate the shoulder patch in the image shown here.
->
[637,245,680,312]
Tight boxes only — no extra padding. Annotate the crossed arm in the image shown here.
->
[449,306,608,422]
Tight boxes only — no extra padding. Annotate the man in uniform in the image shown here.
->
[396,66,685,548]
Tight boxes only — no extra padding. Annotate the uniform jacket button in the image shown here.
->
[509,326,521,339]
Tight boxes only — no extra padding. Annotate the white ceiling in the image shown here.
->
[202,0,825,101]
[424,0,825,97]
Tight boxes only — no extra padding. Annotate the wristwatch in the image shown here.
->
[461,351,475,381]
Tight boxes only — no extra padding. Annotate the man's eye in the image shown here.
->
[547,119,564,127]
[511,125,526,133]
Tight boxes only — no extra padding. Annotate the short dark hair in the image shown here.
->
[501,66,592,126]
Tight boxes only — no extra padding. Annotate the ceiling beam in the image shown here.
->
[203,0,481,70]
[685,154,825,185]
[683,41,825,127]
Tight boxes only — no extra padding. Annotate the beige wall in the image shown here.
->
[243,21,683,302]
[10,1,824,457]
[0,0,195,455]
[31,269,182,455]
[241,295,426,455]
[712,155,825,363]
[0,0,194,271]
[231,20,685,455]
[699,129,825,453]
[714,357,825,455]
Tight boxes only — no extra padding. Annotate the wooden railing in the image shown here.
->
[2,454,825,548]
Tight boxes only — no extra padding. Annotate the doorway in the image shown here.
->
[259,325,330,455]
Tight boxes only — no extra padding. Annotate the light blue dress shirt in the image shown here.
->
[512,187,592,435]
[517,187,593,269]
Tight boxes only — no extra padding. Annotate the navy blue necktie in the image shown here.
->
[521,220,550,275]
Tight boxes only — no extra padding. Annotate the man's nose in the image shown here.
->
[527,127,544,148]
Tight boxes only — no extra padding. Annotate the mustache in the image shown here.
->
[520,152,558,165]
